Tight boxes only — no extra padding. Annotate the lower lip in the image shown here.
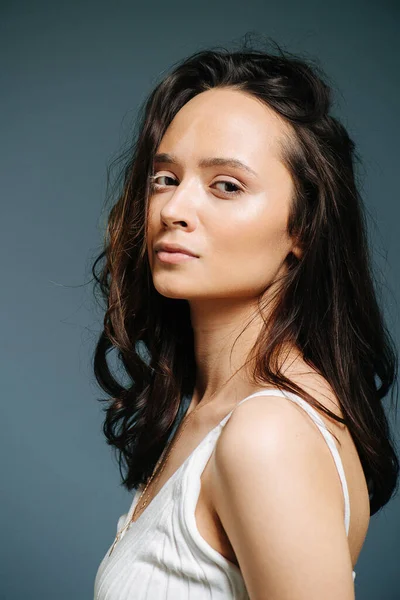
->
[156,251,198,264]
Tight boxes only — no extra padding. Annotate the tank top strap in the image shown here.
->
[219,389,351,537]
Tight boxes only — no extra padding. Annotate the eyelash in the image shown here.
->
[149,175,244,197]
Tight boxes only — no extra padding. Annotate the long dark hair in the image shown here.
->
[91,36,399,516]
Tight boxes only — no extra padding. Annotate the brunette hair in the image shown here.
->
[91,36,399,516]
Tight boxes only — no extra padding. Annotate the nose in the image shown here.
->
[159,178,198,231]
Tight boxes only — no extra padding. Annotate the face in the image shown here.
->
[146,87,300,302]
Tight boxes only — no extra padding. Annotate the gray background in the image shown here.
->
[1,0,399,598]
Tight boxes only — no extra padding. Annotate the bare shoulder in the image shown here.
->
[210,393,356,599]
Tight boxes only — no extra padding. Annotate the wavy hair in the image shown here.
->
[91,36,399,516]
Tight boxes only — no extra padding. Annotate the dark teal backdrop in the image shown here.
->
[1,0,399,598]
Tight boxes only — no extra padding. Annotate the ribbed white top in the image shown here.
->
[94,389,356,599]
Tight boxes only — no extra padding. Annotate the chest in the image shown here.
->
[194,446,240,567]
[132,434,240,567]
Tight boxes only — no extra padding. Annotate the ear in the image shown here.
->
[286,231,304,262]
[291,243,303,261]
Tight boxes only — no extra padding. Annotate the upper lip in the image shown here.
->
[154,241,199,257]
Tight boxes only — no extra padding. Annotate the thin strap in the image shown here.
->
[220,389,351,536]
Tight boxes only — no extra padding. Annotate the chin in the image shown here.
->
[153,280,193,300]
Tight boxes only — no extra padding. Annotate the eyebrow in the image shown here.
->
[153,152,259,178]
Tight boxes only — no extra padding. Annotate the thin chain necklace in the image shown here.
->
[108,369,243,557]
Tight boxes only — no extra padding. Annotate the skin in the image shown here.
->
[145,88,362,598]
[147,87,302,404]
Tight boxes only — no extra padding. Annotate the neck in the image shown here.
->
[188,296,270,405]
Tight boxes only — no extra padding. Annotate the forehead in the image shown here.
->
[157,88,291,164]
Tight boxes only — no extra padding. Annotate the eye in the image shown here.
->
[149,175,177,189]
[149,174,245,197]
[213,180,244,196]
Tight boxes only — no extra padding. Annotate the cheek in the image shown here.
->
[207,215,290,291]
[216,205,289,261]
[146,204,158,252]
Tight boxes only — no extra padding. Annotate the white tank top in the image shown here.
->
[94,389,357,599]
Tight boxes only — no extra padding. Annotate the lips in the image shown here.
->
[159,249,194,257]
[154,242,199,257]
[156,251,197,265]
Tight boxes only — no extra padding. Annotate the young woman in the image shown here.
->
[92,39,399,600]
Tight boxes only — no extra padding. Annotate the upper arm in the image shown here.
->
[211,396,355,600]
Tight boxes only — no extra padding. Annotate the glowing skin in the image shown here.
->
[146,87,302,401]
[143,90,364,594]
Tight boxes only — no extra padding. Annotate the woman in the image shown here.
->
[92,39,399,599]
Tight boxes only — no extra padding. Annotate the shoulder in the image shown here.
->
[214,390,344,493]
[210,392,355,599]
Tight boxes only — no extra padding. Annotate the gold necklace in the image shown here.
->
[108,370,243,557]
